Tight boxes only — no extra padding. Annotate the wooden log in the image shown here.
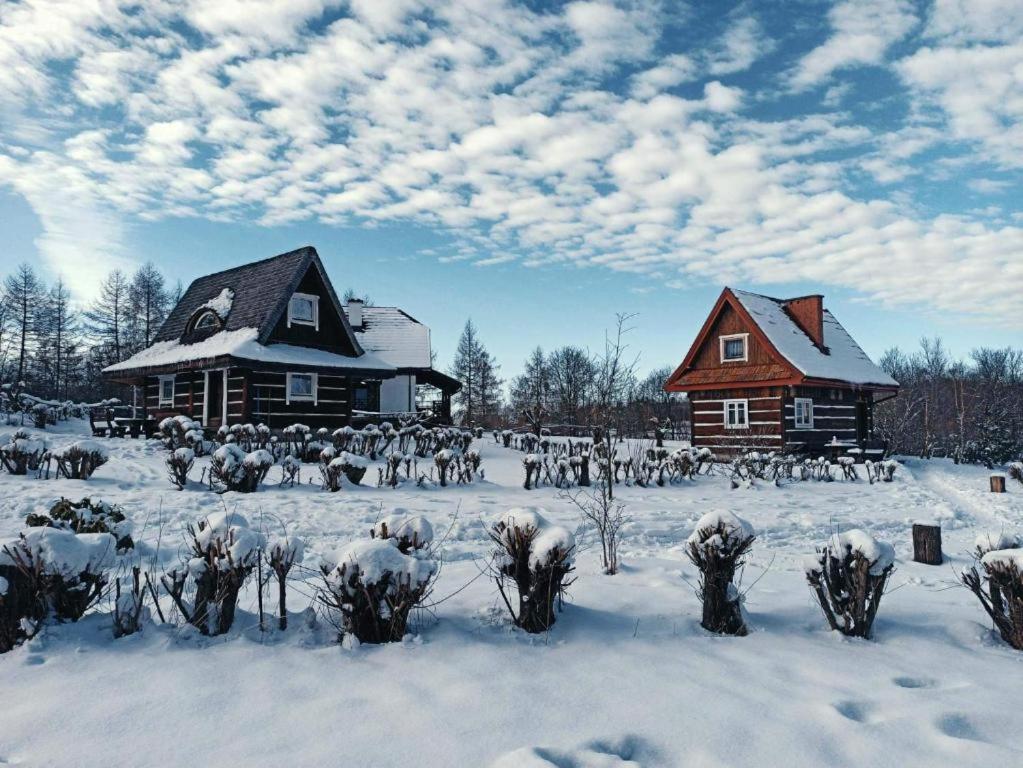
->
[912,523,943,565]
[991,474,1006,493]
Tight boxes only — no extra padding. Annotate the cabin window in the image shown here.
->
[158,375,175,407]
[194,310,219,331]
[719,333,748,362]
[723,399,748,429]
[286,372,317,404]
[794,397,814,429]
[353,382,380,413]
[288,293,319,329]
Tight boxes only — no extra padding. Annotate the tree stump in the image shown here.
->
[991,474,1006,493]
[912,523,942,565]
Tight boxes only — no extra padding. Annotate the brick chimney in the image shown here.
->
[783,295,825,350]
[347,299,363,328]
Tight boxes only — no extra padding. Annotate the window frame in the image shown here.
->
[723,398,749,430]
[287,292,319,330]
[719,333,749,363]
[285,372,317,404]
[158,375,176,407]
[193,310,220,331]
[793,397,814,429]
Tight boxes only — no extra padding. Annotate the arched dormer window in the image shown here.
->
[187,309,223,336]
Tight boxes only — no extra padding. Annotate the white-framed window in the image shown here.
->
[794,397,814,429]
[286,372,317,404]
[158,375,175,407]
[193,310,219,331]
[288,292,319,329]
[719,333,748,362]
[723,398,748,429]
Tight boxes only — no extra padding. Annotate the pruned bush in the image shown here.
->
[962,546,1023,650]
[0,429,48,475]
[159,415,204,451]
[0,561,43,652]
[166,447,194,489]
[267,536,305,630]
[434,448,454,487]
[804,529,894,639]
[54,439,109,480]
[686,511,755,636]
[280,454,301,487]
[974,531,1021,558]
[113,566,149,638]
[208,444,274,492]
[371,513,434,554]
[522,453,542,490]
[319,451,367,491]
[1,527,116,624]
[161,511,265,636]
[1008,462,1023,486]
[865,459,898,484]
[26,497,134,551]
[489,508,575,633]
[319,538,437,643]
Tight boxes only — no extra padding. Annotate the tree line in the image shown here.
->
[875,338,1023,466]
[448,318,688,437]
[0,262,180,403]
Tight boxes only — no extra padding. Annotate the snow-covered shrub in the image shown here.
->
[166,447,194,489]
[865,459,898,484]
[53,439,109,480]
[501,429,513,448]
[371,513,434,554]
[962,548,1023,650]
[319,538,437,643]
[113,566,149,638]
[26,497,134,551]
[283,423,312,460]
[1008,462,1023,486]
[836,456,858,481]
[1,527,117,623]
[685,511,756,636]
[488,508,575,633]
[974,531,1021,558]
[319,452,367,491]
[0,429,48,475]
[280,454,302,487]
[208,444,274,493]
[161,511,265,636]
[0,560,43,652]
[804,529,895,639]
[158,415,204,451]
[267,536,305,631]
[434,448,453,487]
[522,453,542,490]
[31,402,51,429]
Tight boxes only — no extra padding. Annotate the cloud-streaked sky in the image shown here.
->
[1,0,1021,377]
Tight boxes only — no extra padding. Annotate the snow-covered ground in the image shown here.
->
[1,420,1022,767]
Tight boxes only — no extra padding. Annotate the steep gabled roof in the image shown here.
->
[665,287,898,391]
[343,305,432,369]
[153,246,363,353]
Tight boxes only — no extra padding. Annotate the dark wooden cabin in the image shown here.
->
[103,246,457,430]
[663,288,899,458]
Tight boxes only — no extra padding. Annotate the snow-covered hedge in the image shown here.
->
[208,444,274,492]
[158,415,205,452]
[0,429,48,475]
[166,446,194,489]
[371,513,434,554]
[53,439,109,480]
[319,538,437,643]
[962,546,1023,650]
[26,497,134,552]
[488,508,575,633]
[685,511,756,636]
[804,529,895,639]
[162,511,266,636]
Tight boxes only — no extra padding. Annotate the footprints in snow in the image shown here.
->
[892,675,936,689]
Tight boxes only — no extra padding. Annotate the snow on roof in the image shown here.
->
[343,305,431,369]
[732,290,898,387]
[198,288,234,320]
[103,327,395,374]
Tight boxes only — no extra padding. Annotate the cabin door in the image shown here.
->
[855,401,869,444]
[203,369,227,429]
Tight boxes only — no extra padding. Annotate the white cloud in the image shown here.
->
[706,14,773,75]
[791,0,917,90]
[924,0,1023,44]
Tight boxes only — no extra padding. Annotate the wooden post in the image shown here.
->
[991,474,1007,493]
[912,523,942,565]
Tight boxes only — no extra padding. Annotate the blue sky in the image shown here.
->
[1,0,1021,380]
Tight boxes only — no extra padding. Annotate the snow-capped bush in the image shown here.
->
[26,497,134,551]
[208,444,274,493]
[319,452,368,491]
[161,511,266,636]
[158,415,204,451]
[865,459,898,484]
[434,448,453,487]
[1,527,117,624]
[522,453,542,490]
[280,454,302,487]
[0,560,41,652]
[1008,462,1023,486]
[319,538,437,643]
[488,508,575,633]
[975,531,1021,558]
[0,429,48,475]
[685,511,756,636]
[54,440,109,480]
[371,513,434,554]
[501,429,513,448]
[804,529,895,639]
[836,456,858,481]
[267,536,305,630]
[166,446,194,489]
[113,566,149,638]
[962,547,1023,650]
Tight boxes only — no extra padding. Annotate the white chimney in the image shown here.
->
[348,299,363,328]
